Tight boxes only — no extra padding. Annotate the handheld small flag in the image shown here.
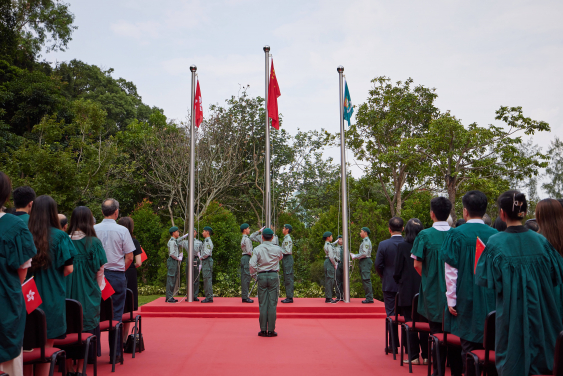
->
[102,277,115,300]
[343,80,353,125]
[22,277,42,314]
[194,79,203,127]
[140,247,148,263]
[474,237,486,274]
[267,60,281,130]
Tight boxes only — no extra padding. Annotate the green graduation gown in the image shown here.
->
[31,228,77,339]
[441,222,497,343]
[0,214,37,363]
[475,227,563,376]
[411,227,449,323]
[66,237,108,331]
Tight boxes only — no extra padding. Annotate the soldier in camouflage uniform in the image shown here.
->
[240,223,254,303]
[351,227,374,303]
[200,226,214,303]
[280,224,294,303]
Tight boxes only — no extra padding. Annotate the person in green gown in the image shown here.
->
[411,196,459,376]
[0,172,37,376]
[27,195,76,375]
[65,206,108,373]
[476,191,563,376]
[323,232,337,303]
[12,185,35,227]
[440,191,497,372]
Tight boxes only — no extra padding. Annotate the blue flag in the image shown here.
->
[343,80,353,125]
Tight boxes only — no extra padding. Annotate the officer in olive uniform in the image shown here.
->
[351,227,374,303]
[166,226,183,303]
[280,224,294,303]
[240,223,254,303]
[179,228,202,301]
[334,235,344,301]
[200,226,214,303]
[249,228,283,337]
[250,226,279,245]
[323,231,338,303]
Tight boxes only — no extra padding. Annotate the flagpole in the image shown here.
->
[187,65,197,303]
[264,45,271,228]
[338,65,350,303]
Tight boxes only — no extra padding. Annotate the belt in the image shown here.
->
[258,270,278,274]
[283,253,292,257]
[242,254,251,257]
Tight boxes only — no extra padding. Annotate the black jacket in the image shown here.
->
[374,236,403,292]
[393,240,421,307]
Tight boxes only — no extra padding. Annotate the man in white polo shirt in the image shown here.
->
[94,198,135,359]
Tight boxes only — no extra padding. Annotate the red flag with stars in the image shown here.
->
[22,277,42,314]
[267,60,281,130]
[194,79,203,127]
[474,237,486,274]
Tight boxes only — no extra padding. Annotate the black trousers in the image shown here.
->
[401,306,429,361]
[429,321,463,376]
[460,338,482,373]
[383,291,399,349]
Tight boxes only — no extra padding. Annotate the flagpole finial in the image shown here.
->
[337,65,344,73]
[190,65,197,72]
[263,45,270,52]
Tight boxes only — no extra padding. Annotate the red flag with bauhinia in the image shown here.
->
[22,277,42,314]
[194,79,203,127]
[102,277,115,300]
[140,247,148,263]
[267,60,281,130]
[474,237,486,274]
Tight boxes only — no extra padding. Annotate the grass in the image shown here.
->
[138,295,163,306]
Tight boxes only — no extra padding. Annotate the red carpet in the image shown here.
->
[140,297,387,319]
[87,317,428,376]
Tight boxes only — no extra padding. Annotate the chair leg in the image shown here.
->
[466,353,479,376]
[434,337,443,376]
[132,316,140,358]
[405,327,414,374]
[400,324,405,367]
[385,318,390,355]
[83,336,93,376]
[390,321,397,360]
[427,335,432,376]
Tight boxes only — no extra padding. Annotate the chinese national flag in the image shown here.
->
[194,80,203,127]
[102,277,115,300]
[267,60,281,130]
[22,277,42,314]
[474,237,486,274]
[140,247,148,262]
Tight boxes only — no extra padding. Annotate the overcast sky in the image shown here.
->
[47,0,562,193]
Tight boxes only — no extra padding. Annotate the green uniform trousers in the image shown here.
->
[282,254,294,299]
[336,263,344,300]
[166,257,180,300]
[202,257,213,300]
[185,257,200,299]
[359,257,374,302]
[324,258,336,299]
[257,272,279,332]
[240,254,251,299]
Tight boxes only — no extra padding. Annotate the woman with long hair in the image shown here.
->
[535,198,563,255]
[64,206,107,373]
[393,218,428,365]
[475,191,563,376]
[0,173,36,376]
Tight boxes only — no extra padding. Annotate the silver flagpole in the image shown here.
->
[337,66,350,303]
[187,65,197,303]
[264,46,271,228]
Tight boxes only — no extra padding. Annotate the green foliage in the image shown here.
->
[543,137,563,198]
[130,199,164,284]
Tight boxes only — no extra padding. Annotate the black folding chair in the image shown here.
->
[402,294,431,375]
[385,292,404,360]
[429,311,462,376]
[99,297,123,372]
[121,288,143,358]
[466,311,496,376]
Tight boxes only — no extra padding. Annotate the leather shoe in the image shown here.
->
[325,298,336,303]
[166,298,178,303]
[281,298,293,303]
[362,300,374,304]
[200,298,214,303]
[267,331,278,337]
[258,331,268,337]
[242,298,254,303]
[193,297,199,301]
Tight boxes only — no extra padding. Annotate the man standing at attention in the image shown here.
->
[240,223,254,303]
[351,227,374,303]
[200,226,214,303]
[94,198,135,359]
[334,235,344,301]
[280,224,294,303]
[166,226,182,303]
[323,231,338,303]
[249,228,283,337]
[375,217,404,351]
[12,186,35,226]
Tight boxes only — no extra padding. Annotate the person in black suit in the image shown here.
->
[375,216,404,352]
[393,218,428,365]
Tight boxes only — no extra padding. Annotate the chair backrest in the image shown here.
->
[123,288,134,318]
[23,308,47,358]
[411,294,428,327]
[65,299,84,335]
[99,296,114,325]
[483,311,496,351]
[554,330,563,376]
[394,292,400,321]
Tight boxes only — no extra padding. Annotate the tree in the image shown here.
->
[543,137,563,198]
[348,76,439,216]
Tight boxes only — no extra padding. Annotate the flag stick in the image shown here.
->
[187,64,197,303]
[264,45,271,229]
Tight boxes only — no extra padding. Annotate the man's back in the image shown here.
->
[250,242,283,274]
[94,219,135,271]
[375,236,403,292]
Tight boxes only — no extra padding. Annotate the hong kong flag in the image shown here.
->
[22,277,42,314]
[267,60,281,130]
[101,277,115,300]
[474,237,486,274]
[194,79,203,127]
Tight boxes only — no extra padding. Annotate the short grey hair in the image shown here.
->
[102,198,119,217]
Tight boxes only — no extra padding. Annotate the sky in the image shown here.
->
[46,0,563,194]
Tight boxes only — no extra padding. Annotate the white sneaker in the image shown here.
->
[403,358,420,365]
[423,359,429,365]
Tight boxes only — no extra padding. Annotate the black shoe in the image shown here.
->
[193,297,200,301]
[242,298,254,303]
[362,300,374,304]
[267,331,278,337]
[201,298,214,303]
[258,331,268,337]
[281,298,293,303]
[166,298,177,303]
[325,298,334,303]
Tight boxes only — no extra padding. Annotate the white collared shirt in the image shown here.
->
[410,221,451,260]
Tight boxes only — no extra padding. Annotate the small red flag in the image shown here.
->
[267,60,281,130]
[194,80,203,127]
[102,277,115,300]
[22,277,42,314]
[140,247,148,263]
[474,237,486,274]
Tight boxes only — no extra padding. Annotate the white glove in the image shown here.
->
[178,254,183,262]
[260,226,265,232]
[334,263,338,269]
[179,233,189,240]
[198,264,202,271]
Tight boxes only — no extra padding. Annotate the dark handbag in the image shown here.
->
[123,329,145,353]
